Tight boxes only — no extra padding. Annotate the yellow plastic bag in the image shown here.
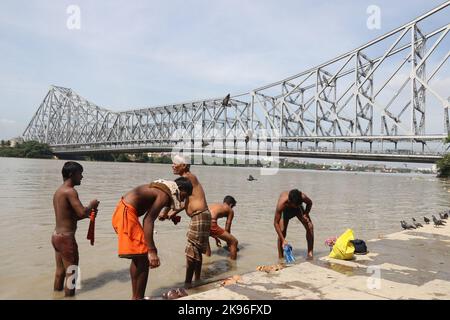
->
[328,229,355,260]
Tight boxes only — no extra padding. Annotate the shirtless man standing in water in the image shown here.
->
[160,154,212,287]
[274,189,314,260]
[52,161,99,296]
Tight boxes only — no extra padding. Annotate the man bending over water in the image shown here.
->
[274,189,314,260]
[52,161,99,297]
[205,196,239,260]
[112,177,193,300]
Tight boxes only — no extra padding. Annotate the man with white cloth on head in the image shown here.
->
[159,154,212,288]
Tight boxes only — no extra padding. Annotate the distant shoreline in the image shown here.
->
[0,140,442,175]
[0,155,438,176]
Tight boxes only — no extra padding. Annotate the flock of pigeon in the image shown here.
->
[401,210,449,229]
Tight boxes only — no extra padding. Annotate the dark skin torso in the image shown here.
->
[209,203,232,220]
[170,164,208,217]
[122,184,171,269]
[274,191,314,259]
[209,203,234,232]
[53,186,78,233]
[123,185,170,217]
[182,172,208,216]
[116,184,171,299]
[53,181,93,234]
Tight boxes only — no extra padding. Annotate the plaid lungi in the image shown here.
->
[185,209,211,261]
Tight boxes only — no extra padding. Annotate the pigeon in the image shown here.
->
[222,93,230,106]
[435,213,447,224]
[401,220,416,230]
[438,212,448,220]
[432,215,445,227]
[247,174,257,181]
[411,218,423,228]
[423,216,430,224]
[404,220,417,229]
[400,221,406,229]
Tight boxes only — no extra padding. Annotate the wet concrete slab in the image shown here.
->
[182,223,450,300]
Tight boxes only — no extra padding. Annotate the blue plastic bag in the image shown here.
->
[283,244,296,264]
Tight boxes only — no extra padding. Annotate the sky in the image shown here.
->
[0,0,448,139]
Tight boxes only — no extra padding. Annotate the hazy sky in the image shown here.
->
[0,0,448,139]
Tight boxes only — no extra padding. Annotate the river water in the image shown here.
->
[0,157,448,299]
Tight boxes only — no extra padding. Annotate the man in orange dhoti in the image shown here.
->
[112,177,192,300]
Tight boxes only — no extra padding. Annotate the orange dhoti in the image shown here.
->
[112,198,148,258]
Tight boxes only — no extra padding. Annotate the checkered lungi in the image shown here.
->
[185,209,211,261]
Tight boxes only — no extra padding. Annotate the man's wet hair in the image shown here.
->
[62,161,83,179]
[223,195,237,207]
[288,189,302,206]
[175,177,193,196]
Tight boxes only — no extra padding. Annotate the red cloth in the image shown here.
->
[210,220,225,237]
[87,210,95,246]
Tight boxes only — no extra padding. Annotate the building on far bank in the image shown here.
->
[329,162,343,171]
[417,165,437,174]
[9,137,24,147]
[431,164,437,174]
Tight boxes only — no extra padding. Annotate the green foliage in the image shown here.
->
[0,140,53,158]
[281,161,329,170]
[83,152,168,163]
[115,153,131,162]
[155,155,169,163]
[149,155,172,163]
[436,134,450,178]
[436,153,450,178]
[87,153,116,162]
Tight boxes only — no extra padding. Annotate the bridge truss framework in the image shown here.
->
[23,2,450,163]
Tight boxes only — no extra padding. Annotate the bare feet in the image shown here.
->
[176,288,188,298]
[162,288,188,300]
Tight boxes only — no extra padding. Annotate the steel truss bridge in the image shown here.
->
[23,2,450,163]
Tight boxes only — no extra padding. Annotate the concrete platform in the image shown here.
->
[183,223,450,300]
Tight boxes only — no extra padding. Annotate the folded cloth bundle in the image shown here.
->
[149,179,185,210]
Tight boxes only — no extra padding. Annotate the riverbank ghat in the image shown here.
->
[184,223,450,299]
